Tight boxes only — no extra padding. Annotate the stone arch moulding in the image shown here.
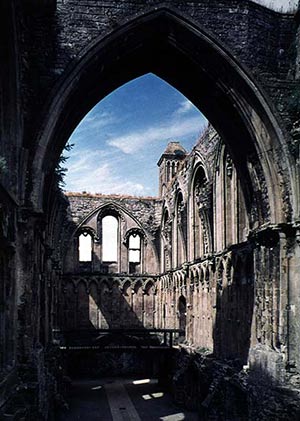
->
[189,162,212,259]
[32,7,295,225]
[189,152,210,190]
[123,228,145,246]
[72,202,147,239]
[76,225,98,240]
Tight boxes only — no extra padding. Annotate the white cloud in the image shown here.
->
[65,159,146,196]
[63,76,208,195]
[66,154,92,174]
[251,0,297,12]
[107,116,205,154]
[70,110,118,138]
[65,163,111,191]
[66,148,122,173]
[174,99,194,115]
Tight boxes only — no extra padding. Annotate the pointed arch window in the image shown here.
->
[129,233,141,263]
[174,192,185,268]
[214,146,248,251]
[102,215,118,262]
[79,232,93,262]
[190,165,211,260]
[161,209,171,272]
[128,233,141,274]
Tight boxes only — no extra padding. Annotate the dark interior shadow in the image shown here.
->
[171,346,300,420]
[213,248,254,366]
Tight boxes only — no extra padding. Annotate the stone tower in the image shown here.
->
[157,141,187,197]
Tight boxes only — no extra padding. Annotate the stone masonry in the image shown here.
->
[0,1,300,419]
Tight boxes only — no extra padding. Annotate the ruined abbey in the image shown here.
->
[1,0,300,419]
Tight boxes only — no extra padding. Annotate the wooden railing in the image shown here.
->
[52,328,184,350]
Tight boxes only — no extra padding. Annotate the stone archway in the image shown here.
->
[30,7,294,228]
[1,3,300,418]
[22,3,300,381]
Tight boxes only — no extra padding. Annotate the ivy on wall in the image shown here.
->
[0,156,7,174]
[55,142,74,188]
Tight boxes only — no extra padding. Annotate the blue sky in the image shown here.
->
[252,0,297,12]
[64,73,207,196]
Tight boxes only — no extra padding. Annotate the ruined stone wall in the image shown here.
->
[0,1,300,418]
[59,126,285,369]
[156,246,254,363]
[17,0,296,152]
[296,7,300,80]
[66,193,161,234]
[58,128,253,363]
[0,1,23,198]
[57,193,161,331]
[155,129,282,369]
[0,193,18,413]
[63,193,161,275]
[60,274,158,330]
[0,2,26,416]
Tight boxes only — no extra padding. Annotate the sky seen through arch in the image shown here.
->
[64,73,208,197]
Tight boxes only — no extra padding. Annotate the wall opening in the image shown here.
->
[128,233,141,274]
[102,215,118,262]
[178,295,187,338]
[79,232,92,262]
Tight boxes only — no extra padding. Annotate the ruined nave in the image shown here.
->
[1,1,300,419]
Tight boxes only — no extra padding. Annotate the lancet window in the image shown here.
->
[128,232,141,274]
[102,215,118,262]
[78,231,93,262]
[190,165,211,260]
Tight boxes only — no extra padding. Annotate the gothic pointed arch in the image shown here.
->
[161,207,171,272]
[189,163,212,260]
[125,228,144,274]
[173,190,187,268]
[77,228,94,263]
[30,7,294,228]
[214,143,249,252]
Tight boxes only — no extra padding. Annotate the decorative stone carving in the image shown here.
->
[225,155,233,178]
[177,200,185,226]
[123,227,145,245]
[195,180,210,212]
[252,227,280,249]
[163,216,172,244]
[291,119,300,159]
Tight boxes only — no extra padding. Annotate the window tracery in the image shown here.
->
[128,232,141,274]
[191,165,212,260]
[214,146,248,251]
[162,209,172,272]
[173,192,185,268]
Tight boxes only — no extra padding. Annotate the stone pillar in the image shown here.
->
[287,228,300,370]
[249,228,290,380]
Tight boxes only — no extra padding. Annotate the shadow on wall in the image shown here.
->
[60,276,157,331]
[172,347,300,420]
[213,250,254,365]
